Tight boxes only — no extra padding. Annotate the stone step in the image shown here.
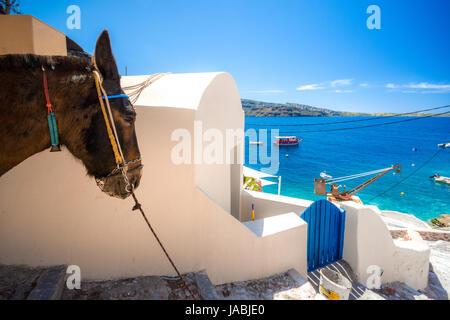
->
[214,269,317,300]
[60,271,212,300]
[194,270,218,300]
[27,265,67,300]
[0,264,68,300]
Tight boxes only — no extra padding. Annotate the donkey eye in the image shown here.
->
[124,117,134,124]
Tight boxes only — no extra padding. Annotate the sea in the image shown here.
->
[244,116,450,222]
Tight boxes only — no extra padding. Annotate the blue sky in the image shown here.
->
[20,0,450,113]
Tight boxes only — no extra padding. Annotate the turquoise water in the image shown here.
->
[244,116,450,222]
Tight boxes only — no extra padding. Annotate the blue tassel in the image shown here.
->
[47,114,56,146]
[51,112,60,146]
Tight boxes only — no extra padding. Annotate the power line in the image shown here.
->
[246,105,450,127]
[265,110,450,134]
[368,149,443,202]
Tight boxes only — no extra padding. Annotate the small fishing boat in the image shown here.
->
[274,136,301,146]
[430,174,450,185]
[438,143,450,148]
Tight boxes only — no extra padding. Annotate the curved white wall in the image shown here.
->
[194,73,245,216]
[122,72,245,217]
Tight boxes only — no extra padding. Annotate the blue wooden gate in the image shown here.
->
[300,200,346,272]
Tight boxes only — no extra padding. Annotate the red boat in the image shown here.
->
[274,136,301,146]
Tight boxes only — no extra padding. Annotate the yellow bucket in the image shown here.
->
[319,269,352,300]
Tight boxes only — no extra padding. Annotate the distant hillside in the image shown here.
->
[241,99,370,117]
[241,99,450,117]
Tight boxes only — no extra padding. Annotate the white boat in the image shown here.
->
[438,143,450,148]
[320,171,333,180]
[431,174,450,185]
[435,176,450,184]
[249,141,263,145]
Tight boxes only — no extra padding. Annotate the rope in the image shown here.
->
[130,190,200,300]
[246,105,450,127]
[327,170,390,184]
[369,149,443,202]
[42,68,53,114]
[93,71,124,167]
[346,168,392,196]
[122,73,171,105]
[325,167,393,184]
[99,81,127,166]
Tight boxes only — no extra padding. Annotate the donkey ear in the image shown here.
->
[94,30,120,80]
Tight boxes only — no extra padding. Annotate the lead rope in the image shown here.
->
[93,70,199,300]
[129,190,199,300]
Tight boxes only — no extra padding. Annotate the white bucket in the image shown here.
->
[319,268,352,300]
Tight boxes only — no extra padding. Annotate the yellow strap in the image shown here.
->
[320,285,340,300]
[93,73,123,166]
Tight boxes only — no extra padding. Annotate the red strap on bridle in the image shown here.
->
[42,68,53,115]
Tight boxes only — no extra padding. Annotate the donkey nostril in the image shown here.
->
[133,176,141,189]
[131,173,141,190]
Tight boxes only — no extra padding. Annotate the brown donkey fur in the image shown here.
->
[0,30,142,199]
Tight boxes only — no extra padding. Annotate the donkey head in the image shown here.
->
[78,31,142,199]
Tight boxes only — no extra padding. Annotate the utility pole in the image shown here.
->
[278,176,282,195]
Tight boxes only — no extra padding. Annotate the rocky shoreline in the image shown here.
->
[380,210,450,232]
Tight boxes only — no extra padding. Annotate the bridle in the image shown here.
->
[92,68,143,193]
[41,65,143,194]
